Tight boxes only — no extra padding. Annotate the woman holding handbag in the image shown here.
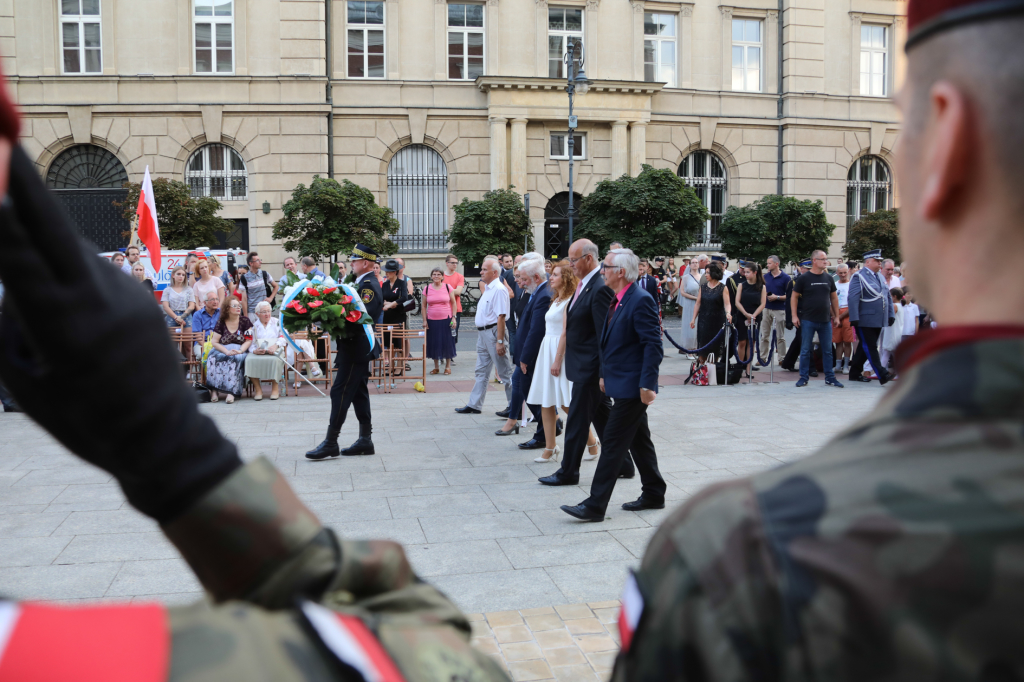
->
[690,263,732,380]
[423,267,458,375]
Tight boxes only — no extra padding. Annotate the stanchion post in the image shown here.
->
[723,323,730,388]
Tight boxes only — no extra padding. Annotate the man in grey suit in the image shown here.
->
[847,249,895,384]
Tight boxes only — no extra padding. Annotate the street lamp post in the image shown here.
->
[563,38,590,249]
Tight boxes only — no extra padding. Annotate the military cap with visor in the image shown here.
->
[349,243,380,263]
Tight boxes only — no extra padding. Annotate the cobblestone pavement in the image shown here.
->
[0,340,883,679]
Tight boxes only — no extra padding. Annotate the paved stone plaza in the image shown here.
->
[0,346,882,679]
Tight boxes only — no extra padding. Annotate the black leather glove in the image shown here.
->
[0,146,241,524]
[850,319,860,328]
[888,317,895,327]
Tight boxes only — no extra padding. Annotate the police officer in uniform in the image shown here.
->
[846,248,894,384]
[306,244,385,459]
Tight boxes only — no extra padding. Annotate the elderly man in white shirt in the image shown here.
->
[455,257,514,414]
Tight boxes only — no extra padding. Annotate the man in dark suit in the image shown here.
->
[540,239,634,486]
[562,248,666,521]
[514,254,557,450]
[496,265,532,426]
[307,243,384,460]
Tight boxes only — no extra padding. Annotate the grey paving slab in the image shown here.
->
[0,511,69,538]
[330,518,428,545]
[0,470,27,487]
[481,483,592,513]
[380,453,473,471]
[52,510,158,536]
[404,539,514,577]
[304,497,394,523]
[293,457,386,475]
[544,560,639,604]
[0,485,67,506]
[351,469,450,491]
[442,465,541,486]
[286,473,354,494]
[526,509,651,536]
[0,536,73,567]
[55,532,181,564]
[608,528,659,559]
[431,569,569,614]
[497,533,634,570]
[419,511,542,543]
[388,492,498,519]
[46,484,126,513]
[130,592,205,606]
[106,558,203,597]
[0,562,122,600]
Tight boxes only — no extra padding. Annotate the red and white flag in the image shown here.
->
[135,167,161,271]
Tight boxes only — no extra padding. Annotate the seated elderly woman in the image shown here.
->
[245,301,285,400]
[206,297,252,404]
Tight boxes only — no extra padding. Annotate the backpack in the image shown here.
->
[261,269,276,307]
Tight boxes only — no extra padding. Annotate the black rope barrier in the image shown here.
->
[663,324,726,356]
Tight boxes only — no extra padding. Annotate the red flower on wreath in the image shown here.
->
[286,300,301,310]
[309,300,324,308]
[340,295,353,304]
[345,309,362,323]
[306,287,320,297]
[322,287,337,295]
[295,305,308,314]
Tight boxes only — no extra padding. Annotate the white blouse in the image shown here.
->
[251,317,285,345]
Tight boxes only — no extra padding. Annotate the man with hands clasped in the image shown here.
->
[791,250,843,388]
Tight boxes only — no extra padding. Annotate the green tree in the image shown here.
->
[272,176,399,263]
[843,209,900,264]
[718,195,836,267]
[576,165,708,257]
[446,187,533,266]
[115,178,235,249]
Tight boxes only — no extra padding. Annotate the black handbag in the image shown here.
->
[192,381,212,403]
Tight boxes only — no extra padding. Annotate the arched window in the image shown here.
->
[185,143,247,200]
[46,145,128,189]
[387,145,448,252]
[846,155,891,228]
[678,151,727,245]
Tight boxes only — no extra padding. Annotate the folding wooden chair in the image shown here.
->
[169,328,202,383]
[390,327,427,390]
[287,330,333,396]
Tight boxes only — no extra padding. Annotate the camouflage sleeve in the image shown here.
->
[163,458,510,681]
[611,480,782,682]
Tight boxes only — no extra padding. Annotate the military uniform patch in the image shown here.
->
[362,289,374,304]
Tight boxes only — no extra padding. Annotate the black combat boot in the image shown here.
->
[306,429,341,460]
[341,424,375,456]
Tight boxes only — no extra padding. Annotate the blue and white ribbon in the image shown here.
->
[278,274,377,354]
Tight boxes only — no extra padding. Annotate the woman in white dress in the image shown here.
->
[677,260,700,352]
[526,260,600,463]
[244,301,285,400]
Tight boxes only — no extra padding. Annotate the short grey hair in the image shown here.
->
[204,290,220,302]
[520,251,543,263]
[481,257,501,274]
[518,257,546,280]
[609,248,640,283]
[837,263,849,272]
[767,255,780,265]
[255,301,273,314]
[883,258,895,268]
[696,254,709,263]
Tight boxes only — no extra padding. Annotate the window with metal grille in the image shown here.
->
[846,156,891,228]
[448,4,484,80]
[678,151,727,245]
[387,145,449,252]
[194,0,233,74]
[185,144,247,200]
[46,144,128,189]
[61,0,102,74]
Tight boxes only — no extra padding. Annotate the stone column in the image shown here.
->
[510,118,528,195]
[490,116,508,190]
[611,121,628,178]
[629,122,646,176]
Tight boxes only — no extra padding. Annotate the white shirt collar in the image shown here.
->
[579,267,598,289]
[356,271,372,284]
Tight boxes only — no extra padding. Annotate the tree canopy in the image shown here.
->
[446,187,533,266]
[717,195,836,267]
[272,176,398,263]
[843,209,900,264]
[576,165,708,257]
[115,178,235,250]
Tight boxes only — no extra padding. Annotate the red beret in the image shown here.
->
[908,0,1024,49]
[0,69,17,143]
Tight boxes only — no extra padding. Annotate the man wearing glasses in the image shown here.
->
[442,255,466,348]
[791,250,843,388]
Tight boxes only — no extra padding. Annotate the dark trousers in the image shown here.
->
[556,376,615,481]
[849,326,886,380]
[583,398,665,515]
[781,326,802,369]
[328,343,372,436]
[519,361,544,438]
[0,380,17,412]
[453,315,462,344]
[509,365,525,421]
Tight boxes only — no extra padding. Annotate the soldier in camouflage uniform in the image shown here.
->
[0,113,507,678]
[612,0,1024,679]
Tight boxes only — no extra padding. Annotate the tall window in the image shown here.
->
[194,0,233,74]
[348,1,385,79]
[448,4,484,80]
[860,25,888,97]
[61,0,102,74]
[644,13,676,87]
[387,146,448,252]
[731,18,761,92]
[185,144,247,200]
[846,156,891,228]
[679,151,727,244]
[548,7,583,78]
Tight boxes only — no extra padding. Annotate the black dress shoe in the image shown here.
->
[878,372,891,386]
[306,439,340,460]
[495,408,510,418]
[495,425,520,436]
[455,406,481,414]
[539,474,579,486]
[560,504,604,521]
[618,471,635,479]
[518,437,546,450]
[810,369,819,377]
[850,375,872,383]
[622,497,665,511]
[555,418,563,437]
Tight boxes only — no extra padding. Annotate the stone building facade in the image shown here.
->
[5,0,905,275]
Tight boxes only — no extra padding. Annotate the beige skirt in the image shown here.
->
[244,352,284,381]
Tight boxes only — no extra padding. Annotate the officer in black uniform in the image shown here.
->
[306,244,384,459]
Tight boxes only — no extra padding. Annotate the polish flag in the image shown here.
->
[135,167,161,271]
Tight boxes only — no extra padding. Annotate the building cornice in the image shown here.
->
[475,76,664,95]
